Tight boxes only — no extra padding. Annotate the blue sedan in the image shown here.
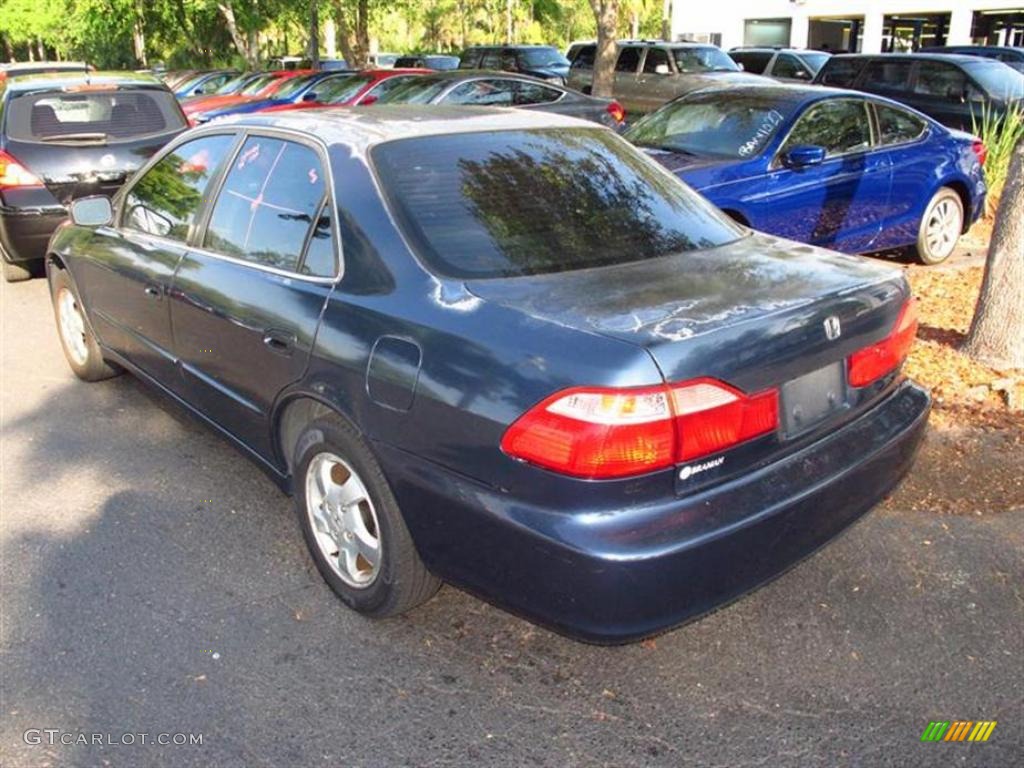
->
[47,108,930,643]
[626,84,987,264]
[189,71,354,124]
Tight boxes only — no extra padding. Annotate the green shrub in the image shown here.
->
[973,103,1024,218]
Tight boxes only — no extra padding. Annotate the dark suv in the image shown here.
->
[814,53,1024,130]
[457,45,570,83]
[0,71,187,281]
[921,45,1024,73]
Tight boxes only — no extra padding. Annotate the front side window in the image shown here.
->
[914,62,967,98]
[875,103,927,145]
[864,60,913,93]
[273,74,320,99]
[780,99,871,158]
[818,58,864,87]
[372,128,742,279]
[204,137,328,272]
[363,75,422,102]
[615,47,642,73]
[643,48,671,74]
[571,45,596,70]
[122,133,236,241]
[444,79,515,106]
[773,54,810,80]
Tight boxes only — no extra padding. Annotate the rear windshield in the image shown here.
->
[309,74,366,104]
[372,128,742,279]
[964,60,1024,100]
[625,92,791,159]
[7,88,186,143]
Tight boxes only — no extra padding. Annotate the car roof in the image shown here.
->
[1,71,165,92]
[1,61,90,71]
[402,69,554,83]
[210,105,596,151]
[463,44,559,50]
[681,82,858,107]
[827,52,983,65]
[731,47,823,54]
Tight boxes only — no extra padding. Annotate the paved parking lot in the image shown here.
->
[2,277,1022,768]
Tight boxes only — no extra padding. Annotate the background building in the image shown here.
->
[672,1,1024,53]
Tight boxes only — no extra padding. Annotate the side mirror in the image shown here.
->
[302,91,319,102]
[783,145,827,168]
[654,63,670,75]
[947,87,967,104]
[70,196,113,227]
[358,94,379,106]
[736,62,745,71]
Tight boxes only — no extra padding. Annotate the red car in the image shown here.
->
[259,68,431,113]
[182,70,315,125]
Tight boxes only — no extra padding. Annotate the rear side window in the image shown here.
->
[731,51,772,74]
[7,88,185,143]
[444,79,515,106]
[875,104,927,145]
[863,60,913,93]
[616,47,642,73]
[514,81,562,105]
[372,129,742,279]
[817,58,864,87]
[123,134,236,242]
[571,45,596,69]
[204,137,330,273]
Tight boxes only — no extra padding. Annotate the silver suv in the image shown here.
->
[566,40,765,115]
[728,47,831,83]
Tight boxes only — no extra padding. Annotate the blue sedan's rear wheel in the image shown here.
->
[293,415,441,617]
[916,188,964,265]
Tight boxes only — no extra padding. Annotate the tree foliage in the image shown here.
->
[0,0,661,68]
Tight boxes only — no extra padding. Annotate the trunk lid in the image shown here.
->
[465,232,908,395]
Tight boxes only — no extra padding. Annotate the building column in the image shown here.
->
[861,12,885,53]
[791,13,810,48]
[947,7,974,45]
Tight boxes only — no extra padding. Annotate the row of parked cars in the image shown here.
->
[4,41,1014,642]
[3,41,1017,281]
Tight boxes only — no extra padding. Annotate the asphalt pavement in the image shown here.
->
[2,276,1022,768]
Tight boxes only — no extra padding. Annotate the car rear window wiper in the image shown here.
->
[40,132,108,142]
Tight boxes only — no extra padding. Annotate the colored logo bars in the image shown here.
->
[921,720,997,742]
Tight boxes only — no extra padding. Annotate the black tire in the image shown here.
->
[916,187,964,266]
[49,267,121,381]
[294,415,440,617]
[2,259,32,282]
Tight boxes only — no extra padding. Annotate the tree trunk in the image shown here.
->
[335,0,369,68]
[36,38,46,62]
[661,0,672,41]
[630,11,639,39]
[132,1,148,67]
[588,1,619,97]
[963,137,1024,370]
[309,0,320,68]
[505,0,513,42]
[217,1,257,67]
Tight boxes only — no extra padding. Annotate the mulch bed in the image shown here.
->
[882,257,1023,514]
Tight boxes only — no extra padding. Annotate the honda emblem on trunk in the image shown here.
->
[823,315,842,341]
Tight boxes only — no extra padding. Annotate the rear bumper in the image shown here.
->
[0,205,66,264]
[377,380,931,644]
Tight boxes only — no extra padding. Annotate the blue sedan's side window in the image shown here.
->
[204,136,328,273]
[780,100,871,158]
[875,104,926,146]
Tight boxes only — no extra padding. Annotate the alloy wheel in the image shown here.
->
[924,197,962,262]
[57,288,89,366]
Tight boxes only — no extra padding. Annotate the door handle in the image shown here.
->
[262,329,296,356]
[144,285,161,299]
